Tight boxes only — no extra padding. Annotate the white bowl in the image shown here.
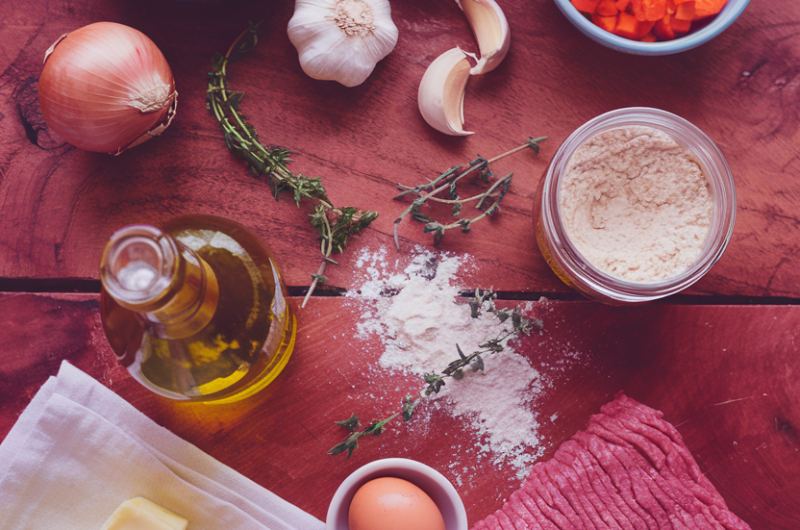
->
[553,0,751,55]
[326,458,468,530]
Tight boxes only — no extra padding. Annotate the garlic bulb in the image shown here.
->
[287,0,399,87]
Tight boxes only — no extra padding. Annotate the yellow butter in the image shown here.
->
[100,498,188,530]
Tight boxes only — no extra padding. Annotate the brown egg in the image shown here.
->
[348,477,446,530]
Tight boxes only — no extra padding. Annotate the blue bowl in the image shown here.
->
[553,0,750,55]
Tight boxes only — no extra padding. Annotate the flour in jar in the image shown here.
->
[558,126,712,282]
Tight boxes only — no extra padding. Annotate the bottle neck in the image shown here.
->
[100,225,219,339]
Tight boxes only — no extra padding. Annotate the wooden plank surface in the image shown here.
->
[2,1,800,530]
[1,293,798,529]
[1,0,799,297]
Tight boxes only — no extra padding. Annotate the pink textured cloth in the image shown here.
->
[472,394,751,530]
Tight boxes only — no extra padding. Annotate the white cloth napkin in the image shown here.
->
[0,361,325,530]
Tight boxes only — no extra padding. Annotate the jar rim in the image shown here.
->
[540,107,736,303]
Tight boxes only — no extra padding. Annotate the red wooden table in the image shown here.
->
[1,0,798,529]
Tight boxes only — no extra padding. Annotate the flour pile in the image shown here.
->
[346,246,545,479]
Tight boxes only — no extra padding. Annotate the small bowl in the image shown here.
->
[326,458,468,530]
[553,0,750,55]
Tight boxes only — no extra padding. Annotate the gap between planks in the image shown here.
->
[1,278,800,306]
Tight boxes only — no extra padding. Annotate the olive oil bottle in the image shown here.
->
[99,215,296,403]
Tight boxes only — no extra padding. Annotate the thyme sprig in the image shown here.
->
[327,289,543,458]
[207,22,378,307]
[327,413,399,459]
[393,137,546,248]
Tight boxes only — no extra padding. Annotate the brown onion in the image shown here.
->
[38,22,177,155]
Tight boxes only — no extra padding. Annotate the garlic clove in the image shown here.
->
[457,0,510,75]
[418,47,475,137]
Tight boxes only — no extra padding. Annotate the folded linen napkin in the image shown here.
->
[0,361,325,530]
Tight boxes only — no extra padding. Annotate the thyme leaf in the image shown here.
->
[393,137,546,248]
[333,414,359,432]
[327,412,399,459]
[207,22,378,307]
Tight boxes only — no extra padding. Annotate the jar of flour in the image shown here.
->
[534,108,736,304]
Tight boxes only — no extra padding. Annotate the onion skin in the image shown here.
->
[38,22,177,155]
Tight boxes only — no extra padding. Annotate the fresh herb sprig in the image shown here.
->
[393,137,546,248]
[327,413,399,459]
[327,289,543,458]
[207,22,378,307]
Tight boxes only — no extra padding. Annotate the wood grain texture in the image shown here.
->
[0,0,799,297]
[1,293,797,529]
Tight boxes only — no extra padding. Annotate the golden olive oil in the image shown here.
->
[100,215,295,403]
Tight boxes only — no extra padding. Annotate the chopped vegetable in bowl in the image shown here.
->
[571,0,728,42]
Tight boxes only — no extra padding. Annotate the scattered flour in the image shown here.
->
[559,126,712,282]
[346,246,545,480]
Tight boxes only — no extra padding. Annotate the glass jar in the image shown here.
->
[534,107,736,304]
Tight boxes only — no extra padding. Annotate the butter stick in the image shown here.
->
[100,497,188,530]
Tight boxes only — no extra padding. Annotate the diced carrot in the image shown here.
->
[675,1,696,19]
[597,0,620,16]
[593,0,704,41]
[615,11,642,39]
[592,12,618,32]
[693,0,726,18]
[670,16,692,33]
[653,14,675,40]
[637,19,656,37]
[571,0,601,14]
[633,0,667,21]
[631,0,645,20]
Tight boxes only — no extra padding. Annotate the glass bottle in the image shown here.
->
[99,215,296,403]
